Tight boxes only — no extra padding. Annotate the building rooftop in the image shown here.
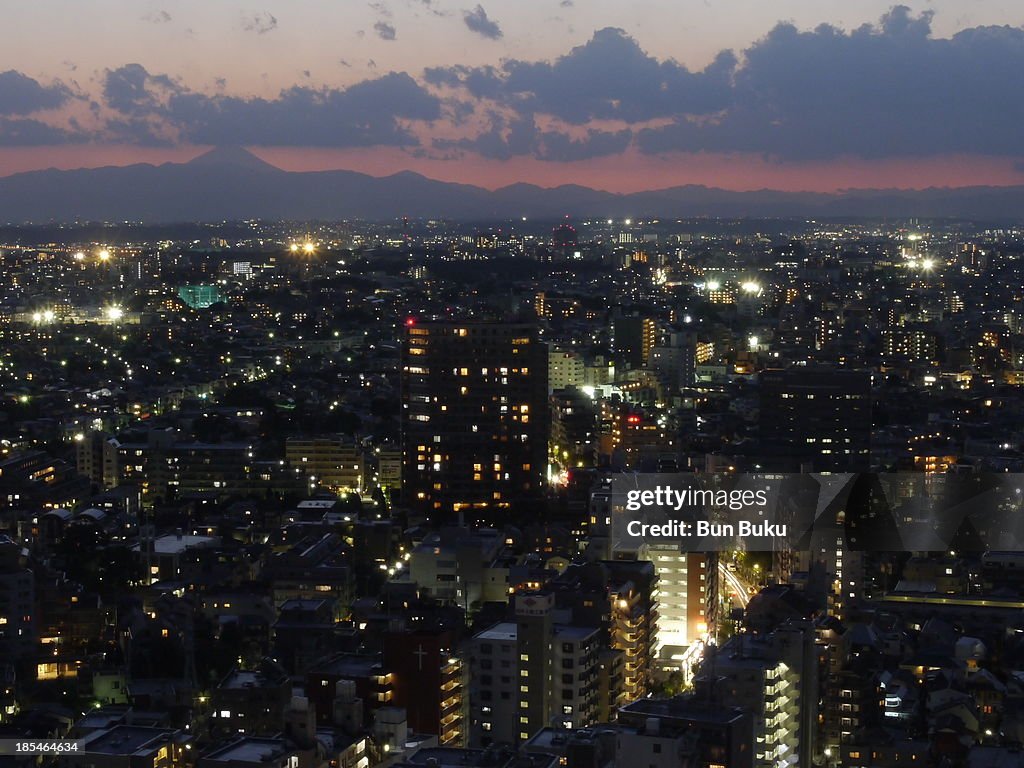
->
[553,625,599,642]
[476,622,517,642]
[133,533,218,555]
[219,669,285,690]
[202,737,297,764]
[79,725,178,756]
[619,696,748,727]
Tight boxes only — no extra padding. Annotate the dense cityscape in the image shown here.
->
[1,213,1023,767]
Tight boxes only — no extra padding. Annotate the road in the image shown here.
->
[719,562,754,608]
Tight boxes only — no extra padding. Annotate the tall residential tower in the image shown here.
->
[402,320,549,522]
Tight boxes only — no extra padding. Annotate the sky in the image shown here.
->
[1,0,1023,192]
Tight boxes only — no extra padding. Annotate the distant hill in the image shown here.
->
[0,147,1022,223]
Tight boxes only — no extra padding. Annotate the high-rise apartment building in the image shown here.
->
[612,316,656,369]
[759,367,872,472]
[401,321,548,522]
[697,624,818,768]
[382,628,466,746]
[468,594,601,746]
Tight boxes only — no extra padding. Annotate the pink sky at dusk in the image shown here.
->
[1,145,1021,195]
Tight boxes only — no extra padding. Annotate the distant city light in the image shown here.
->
[31,309,55,324]
[105,306,124,322]
[705,280,721,291]
[73,251,85,261]
[921,258,935,271]
[303,242,316,254]
[98,249,111,262]
[741,281,761,294]
[289,243,299,253]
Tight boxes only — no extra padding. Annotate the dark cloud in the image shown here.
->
[103,64,179,115]
[463,5,502,39]
[241,11,277,34]
[100,65,181,146]
[424,64,504,100]
[507,28,734,123]
[99,65,441,148]
[638,7,1024,160]
[374,21,397,40]
[538,127,632,161]
[430,28,734,124]
[18,6,1024,164]
[0,71,72,115]
[431,10,1024,162]
[104,116,175,147]
[0,116,85,146]
[435,111,631,162]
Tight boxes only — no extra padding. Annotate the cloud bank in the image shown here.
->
[2,7,1022,167]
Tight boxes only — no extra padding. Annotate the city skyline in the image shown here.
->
[2,2,1024,191]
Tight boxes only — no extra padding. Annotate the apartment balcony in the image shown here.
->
[440,711,463,728]
[441,695,462,713]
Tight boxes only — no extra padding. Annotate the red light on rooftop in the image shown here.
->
[405,317,417,327]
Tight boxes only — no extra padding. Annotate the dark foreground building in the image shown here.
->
[402,320,548,522]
